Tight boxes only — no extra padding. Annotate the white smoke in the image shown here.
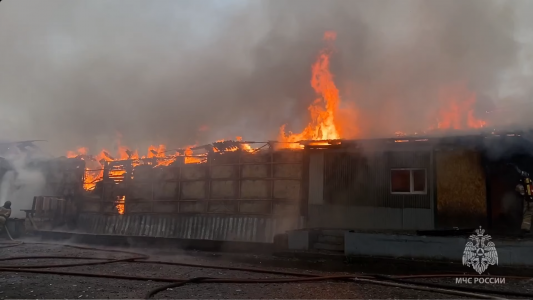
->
[0,151,47,219]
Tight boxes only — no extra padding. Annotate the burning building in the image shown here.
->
[38,129,533,245]
[62,141,306,243]
[27,30,533,244]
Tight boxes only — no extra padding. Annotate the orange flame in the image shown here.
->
[116,196,125,215]
[66,135,260,191]
[435,83,486,130]
[184,147,204,164]
[67,144,180,190]
[279,31,342,148]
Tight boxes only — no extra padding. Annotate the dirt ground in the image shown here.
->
[0,240,532,299]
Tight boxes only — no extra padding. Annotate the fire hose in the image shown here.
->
[1,226,532,299]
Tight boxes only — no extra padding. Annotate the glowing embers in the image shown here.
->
[108,163,127,184]
[116,196,125,215]
[299,139,342,149]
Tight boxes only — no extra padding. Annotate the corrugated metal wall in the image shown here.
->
[307,146,435,230]
[77,213,297,243]
[323,150,432,208]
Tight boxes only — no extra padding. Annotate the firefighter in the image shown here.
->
[516,182,532,233]
[0,201,11,231]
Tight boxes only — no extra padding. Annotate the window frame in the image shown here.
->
[390,168,428,195]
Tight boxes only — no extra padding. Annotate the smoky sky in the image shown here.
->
[0,0,531,155]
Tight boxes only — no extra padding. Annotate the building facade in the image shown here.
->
[303,133,533,233]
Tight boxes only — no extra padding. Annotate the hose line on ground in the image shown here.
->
[352,278,506,300]
[370,273,533,299]
[0,224,23,248]
[1,229,532,299]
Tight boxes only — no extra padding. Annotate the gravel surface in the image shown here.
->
[0,241,531,299]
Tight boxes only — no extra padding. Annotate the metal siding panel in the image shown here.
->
[243,217,249,241]
[162,217,169,237]
[178,216,185,238]
[208,216,215,240]
[195,216,202,240]
[190,216,197,239]
[222,217,229,240]
[116,216,124,235]
[97,215,106,234]
[213,216,219,240]
[147,216,154,236]
[130,215,139,235]
[247,217,254,241]
[257,218,266,242]
[155,216,161,237]
[106,215,115,234]
[142,215,148,236]
[402,208,434,230]
[204,215,211,240]
[202,215,209,240]
[239,217,246,241]
[214,216,220,240]
[185,217,192,239]
[124,215,132,235]
[181,216,189,238]
[187,216,194,239]
[88,215,96,232]
[216,216,224,240]
[207,216,214,240]
[170,217,177,237]
[140,215,148,236]
[155,217,162,237]
[155,217,161,237]
[121,215,128,235]
[252,217,258,242]
[228,217,234,240]
[135,215,142,236]
[178,216,186,238]
[233,217,240,241]
[308,152,324,205]
[92,215,100,234]
[74,213,295,243]
[137,215,145,236]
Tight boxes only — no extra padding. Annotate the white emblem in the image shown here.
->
[462,226,498,274]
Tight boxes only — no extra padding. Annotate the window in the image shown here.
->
[390,169,427,194]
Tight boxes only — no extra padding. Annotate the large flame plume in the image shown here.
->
[278,31,343,147]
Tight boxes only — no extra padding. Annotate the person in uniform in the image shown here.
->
[516,184,532,233]
[0,201,11,231]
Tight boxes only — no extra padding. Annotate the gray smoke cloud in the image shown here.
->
[0,151,47,219]
[0,0,531,155]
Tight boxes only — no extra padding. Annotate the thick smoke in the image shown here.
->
[0,0,530,154]
[0,152,46,219]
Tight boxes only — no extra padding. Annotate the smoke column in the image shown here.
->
[0,0,531,154]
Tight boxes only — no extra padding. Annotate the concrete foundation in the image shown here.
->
[287,230,309,250]
[345,231,533,267]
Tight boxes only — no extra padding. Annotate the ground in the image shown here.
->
[0,239,532,299]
